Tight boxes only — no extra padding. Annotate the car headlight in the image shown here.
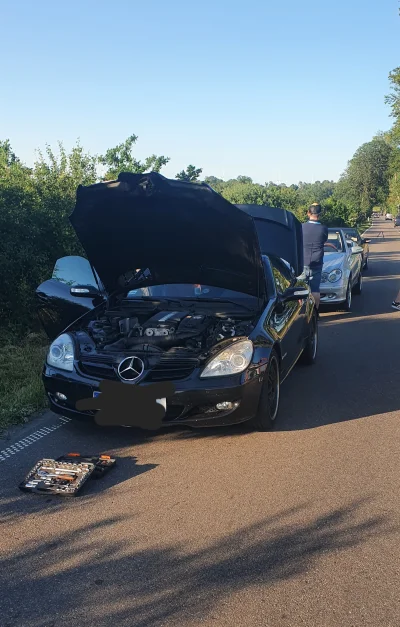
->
[328,269,342,283]
[47,333,75,371]
[200,340,253,378]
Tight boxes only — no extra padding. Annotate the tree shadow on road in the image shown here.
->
[0,497,395,627]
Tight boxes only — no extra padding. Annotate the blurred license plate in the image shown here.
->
[92,391,166,410]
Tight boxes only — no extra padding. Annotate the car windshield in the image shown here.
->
[126,284,258,304]
[325,232,344,253]
[343,229,359,240]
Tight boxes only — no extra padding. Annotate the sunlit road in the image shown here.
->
[1,217,400,627]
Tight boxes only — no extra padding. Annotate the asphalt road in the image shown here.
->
[1,217,400,627]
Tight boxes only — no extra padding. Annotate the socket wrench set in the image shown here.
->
[19,453,116,496]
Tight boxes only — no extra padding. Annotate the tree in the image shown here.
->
[0,139,21,167]
[296,180,335,206]
[99,134,169,180]
[335,138,393,215]
[385,67,400,144]
[221,182,268,205]
[175,164,203,183]
[385,67,400,214]
[0,141,101,326]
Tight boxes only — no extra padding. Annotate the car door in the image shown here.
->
[267,256,306,376]
[346,236,362,285]
[354,232,368,264]
[36,256,106,340]
[355,233,365,263]
[341,232,357,286]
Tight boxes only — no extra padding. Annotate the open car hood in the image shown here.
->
[70,173,267,298]
[235,205,304,276]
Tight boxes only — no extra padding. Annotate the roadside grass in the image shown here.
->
[0,329,49,432]
[358,222,371,234]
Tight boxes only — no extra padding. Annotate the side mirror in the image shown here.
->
[347,241,353,249]
[281,286,309,303]
[70,284,101,298]
[352,245,363,255]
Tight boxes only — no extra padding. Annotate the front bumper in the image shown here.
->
[43,365,263,429]
[319,281,347,304]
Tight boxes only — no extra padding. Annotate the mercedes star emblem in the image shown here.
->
[117,356,145,382]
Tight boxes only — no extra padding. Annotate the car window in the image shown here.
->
[326,232,344,252]
[269,257,292,294]
[52,256,100,288]
[126,284,258,303]
[345,230,361,243]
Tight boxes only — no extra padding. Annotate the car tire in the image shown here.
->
[250,350,280,432]
[299,313,318,365]
[353,271,363,295]
[340,280,352,312]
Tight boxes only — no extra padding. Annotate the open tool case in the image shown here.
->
[19,453,116,496]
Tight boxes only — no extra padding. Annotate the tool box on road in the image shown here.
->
[56,453,116,478]
[19,452,116,496]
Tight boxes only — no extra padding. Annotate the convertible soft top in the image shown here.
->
[235,204,304,276]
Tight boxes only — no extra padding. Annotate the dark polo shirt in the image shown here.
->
[302,220,328,269]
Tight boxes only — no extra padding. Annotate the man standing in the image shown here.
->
[301,203,328,310]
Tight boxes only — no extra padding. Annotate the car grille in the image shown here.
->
[146,358,199,382]
[79,354,199,382]
[79,356,116,380]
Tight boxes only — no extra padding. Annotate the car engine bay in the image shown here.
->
[82,306,255,356]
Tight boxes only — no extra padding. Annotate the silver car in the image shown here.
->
[320,229,364,311]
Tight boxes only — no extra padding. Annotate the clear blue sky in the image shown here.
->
[2,0,399,184]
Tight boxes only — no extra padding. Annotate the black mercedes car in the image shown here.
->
[36,172,318,432]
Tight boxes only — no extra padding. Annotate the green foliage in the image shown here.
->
[204,176,225,193]
[385,67,400,144]
[221,181,268,205]
[0,141,99,328]
[175,164,203,182]
[219,178,335,223]
[0,139,23,167]
[334,137,393,215]
[385,68,400,214]
[0,331,48,431]
[99,134,170,180]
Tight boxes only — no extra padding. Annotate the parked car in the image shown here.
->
[36,172,318,432]
[341,227,370,270]
[320,229,364,311]
[393,216,400,227]
[386,213,393,221]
